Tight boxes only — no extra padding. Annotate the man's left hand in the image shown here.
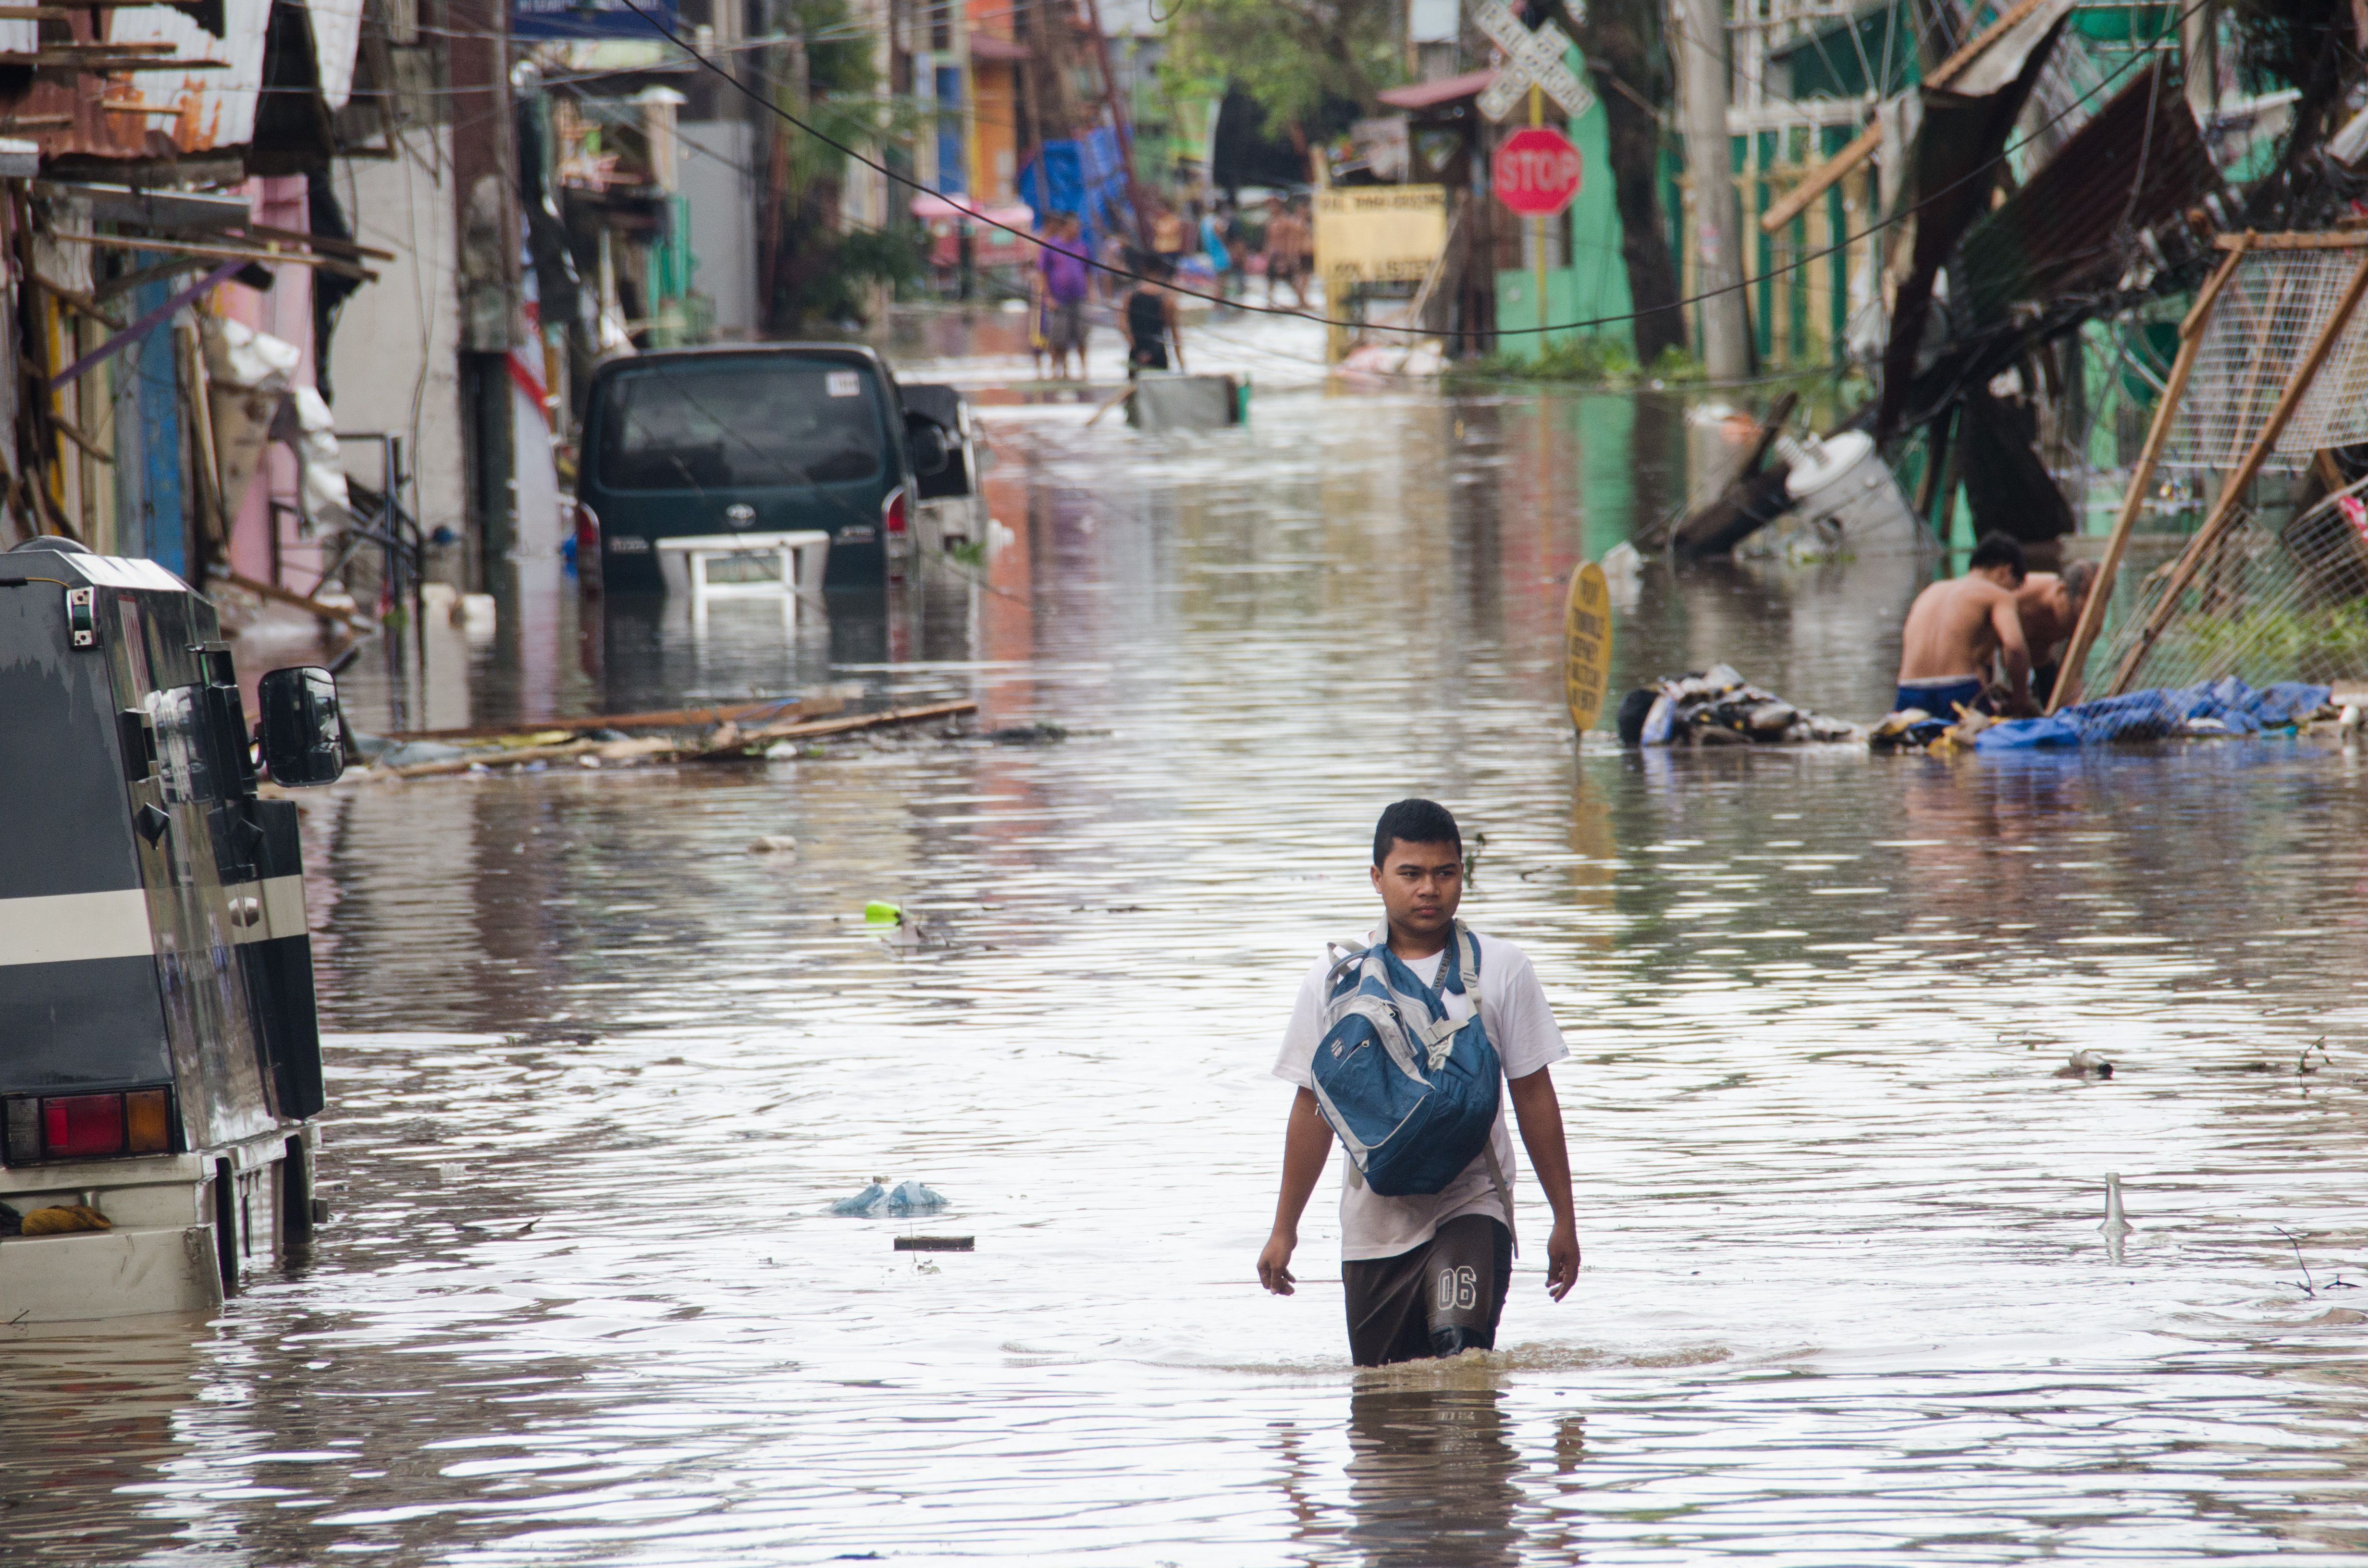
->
[1544,1218,1580,1301]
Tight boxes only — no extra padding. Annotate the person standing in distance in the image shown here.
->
[1259,799,1580,1365]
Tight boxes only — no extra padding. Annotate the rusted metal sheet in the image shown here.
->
[107,0,270,153]
[6,0,362,163]
[1959,61,2219,325]
[1874,17,2067,438]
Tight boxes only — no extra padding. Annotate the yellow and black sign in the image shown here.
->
[1563,560,1611,735]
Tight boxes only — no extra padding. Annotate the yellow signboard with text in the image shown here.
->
[1563,561,1611,736]
[1312,185,1448,362]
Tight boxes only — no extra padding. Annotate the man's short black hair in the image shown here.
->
[1969,532,2027,580]
[1373,799,1462,866]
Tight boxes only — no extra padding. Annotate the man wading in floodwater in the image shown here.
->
[1895,532,2036,718]
[1258,799,1580,1365]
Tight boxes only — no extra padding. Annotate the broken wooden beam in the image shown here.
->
[382,694,843,743]
[694,699,981,755]
[1758,0,2055,234]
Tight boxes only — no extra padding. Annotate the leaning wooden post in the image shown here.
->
[2047,234,2250,710]
[2105,238,2368,698]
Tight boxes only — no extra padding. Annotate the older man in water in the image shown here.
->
[1894,533,2036,718]
[2015,559,2098,709]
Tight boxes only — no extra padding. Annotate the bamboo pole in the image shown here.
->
[2104,244,2368,697]
[2211,230,2368,250]
[2047,237,2250,710]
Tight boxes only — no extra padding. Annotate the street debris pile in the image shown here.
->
[1870,678,2338,752]
[1616,665,1862,747]
[1627,0,2368,708]
[829,1179,948,1217]
[333,696,997,784]
[1974,678,2335,749]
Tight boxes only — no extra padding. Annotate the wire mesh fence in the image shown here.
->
[2091,481,2368,693]
[2165,247,2368,474]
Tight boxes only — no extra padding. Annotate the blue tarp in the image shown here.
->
[1973,678,2331,749]
[1017,128,1135,261]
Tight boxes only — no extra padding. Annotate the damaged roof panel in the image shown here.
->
[1959,61,2219,325]
[59,0,365,157]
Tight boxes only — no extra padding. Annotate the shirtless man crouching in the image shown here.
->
[2014,559,2097,710]
[1894,533,2036,719]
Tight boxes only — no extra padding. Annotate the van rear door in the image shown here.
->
[586,353,900,591]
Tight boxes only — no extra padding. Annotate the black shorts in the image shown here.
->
[1342,1214,1513,1367]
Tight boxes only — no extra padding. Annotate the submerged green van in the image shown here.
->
[577,344,949,593]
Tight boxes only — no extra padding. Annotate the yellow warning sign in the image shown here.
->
[1563,561,1611,735]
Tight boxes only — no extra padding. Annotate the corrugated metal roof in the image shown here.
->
[19,0,365,161]
[1959,61,2219,324]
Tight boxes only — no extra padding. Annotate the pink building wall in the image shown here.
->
[222,174,317,587]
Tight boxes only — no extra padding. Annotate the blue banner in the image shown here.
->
[512,0,678,41]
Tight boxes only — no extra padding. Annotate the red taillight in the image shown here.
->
[882,486,908,536]
[573,500,602,594]
[0,1089,173,1164]
[43,1094,125,1158]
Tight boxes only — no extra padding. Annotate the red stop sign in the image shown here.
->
[1492,125,1582,217]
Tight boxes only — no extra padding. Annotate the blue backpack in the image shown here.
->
[1309,921,1510,1202]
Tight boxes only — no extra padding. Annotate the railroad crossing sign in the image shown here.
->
[1492,125,1583,216]
[1474,0,1596,124]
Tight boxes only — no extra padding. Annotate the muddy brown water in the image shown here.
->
[9,375,2368,1565]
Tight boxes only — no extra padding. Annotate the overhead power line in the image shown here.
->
[610,0,2203,340]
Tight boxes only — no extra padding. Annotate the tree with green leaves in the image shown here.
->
[1534,0,1682,362]
[1160,0,1409,140]
[760,0,926,334]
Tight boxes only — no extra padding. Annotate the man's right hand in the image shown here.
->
[1257,1228,1298,1295]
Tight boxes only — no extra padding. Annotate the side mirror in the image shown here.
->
[904,413,951,478]
[255,666,346,786]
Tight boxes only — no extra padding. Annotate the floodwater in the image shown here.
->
[11,324,2368,1565]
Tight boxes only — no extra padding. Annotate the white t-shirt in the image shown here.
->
[1272,928,1568,1262]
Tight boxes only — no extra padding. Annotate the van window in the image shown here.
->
[596,359,887,491]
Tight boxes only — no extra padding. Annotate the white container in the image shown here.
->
[1128,373,1241,433]
[1782,431,1926,551]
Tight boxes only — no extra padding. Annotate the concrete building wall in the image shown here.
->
[679,117,759,340]
[328,132,467,547]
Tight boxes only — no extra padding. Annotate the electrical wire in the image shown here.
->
[611,0,2203,340]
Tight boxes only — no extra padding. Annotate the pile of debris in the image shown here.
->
[331,697,984,785]
[1870,678,2338,753]
[1616,664,1862,747]
[1974,678,2335,749]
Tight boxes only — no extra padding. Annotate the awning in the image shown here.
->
[909,195,1036,227]
[970,34,1029,61]
[1377,69,1496,110]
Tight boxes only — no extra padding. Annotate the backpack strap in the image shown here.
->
[1456,923,1517,1252]
[1481,1142,1518,1256]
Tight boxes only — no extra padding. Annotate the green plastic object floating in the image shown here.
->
[864,900,902,926]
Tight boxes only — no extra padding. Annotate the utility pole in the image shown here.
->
[1079,0,1153,249]
[447,0,521,588]
[1673,0,1748,379]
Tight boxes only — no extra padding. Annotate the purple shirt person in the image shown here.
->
[1039,226,1091,303]
[1033,214,1093,380]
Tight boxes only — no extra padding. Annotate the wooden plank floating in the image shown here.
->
[722,698,977,747]
[383,694,839,743]
[893,1236,974,1252]
[377,699,982,778]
